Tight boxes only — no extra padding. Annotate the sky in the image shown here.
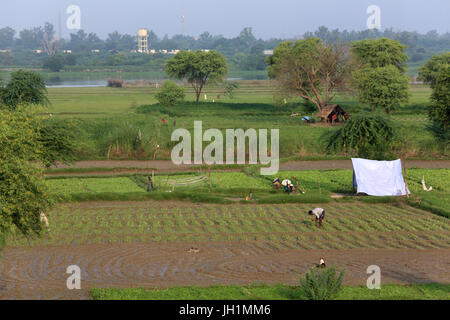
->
[0,0,449,39]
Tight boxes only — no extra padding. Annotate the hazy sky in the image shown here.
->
[0,0,449,39]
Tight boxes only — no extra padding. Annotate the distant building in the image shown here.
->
[91,49,100,53]
[263,49,274,55]
[63,50,72,54]
[138,29,149,53]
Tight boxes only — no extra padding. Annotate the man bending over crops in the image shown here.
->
[308,208,325,228]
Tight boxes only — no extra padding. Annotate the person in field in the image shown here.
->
[308,207,325,228]
[316,258,326,268]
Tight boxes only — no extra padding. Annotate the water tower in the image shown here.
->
[138,29,149,53]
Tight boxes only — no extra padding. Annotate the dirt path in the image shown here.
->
[1,242,449,300]
[48,160,450,176]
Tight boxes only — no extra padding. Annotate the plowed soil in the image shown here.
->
[0,243,449,300]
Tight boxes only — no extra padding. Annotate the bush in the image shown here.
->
[107,78,124,88]
[325,113,394,159]
[299,266,345,300]
[0,70,48,110]
[154,80,185,112]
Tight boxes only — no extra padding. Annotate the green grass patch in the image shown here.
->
[90,283,450,300]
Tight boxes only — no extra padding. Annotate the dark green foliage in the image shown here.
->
[351,38,410,114]
[106,78,123,88]
[0,70,49,110]
[428,66,450,140]
[352,66,410,114]
[43,54,65,72]
[351,38,409,72]
[0,108,54,241]
[419,52,450,88]
[299,266,345,300]
[326,113,394,158]
[38,118,79,167]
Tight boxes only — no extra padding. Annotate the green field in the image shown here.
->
[7,199,450,248]
[45,168,450,217]
[91,283,450,300]
[42,82,447,160]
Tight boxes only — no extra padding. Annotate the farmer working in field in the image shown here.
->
[308,207,325,228]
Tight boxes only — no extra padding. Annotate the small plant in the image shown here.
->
[299,266,345,300]
[223,82,239,99]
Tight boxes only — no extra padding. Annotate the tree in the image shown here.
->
[350,38,409,72]
[352,66,409,115]
[0,107,54,245]
[351,38,410,114]
[0,70,49,110]
[326,113,394,159]
[419,52,450,88]
[43,54,65,72]
[428,66,450,142]
[38,118,79,168]
[165,50,227,102]
[154,80,185,112]
[0,27,15,49]
[267,38,354,112]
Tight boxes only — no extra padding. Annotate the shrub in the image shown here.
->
[0,70,49,110]
[325,113,394,159]
[154,80,185,113]
[299,266,345,300]
[107,78,124,88]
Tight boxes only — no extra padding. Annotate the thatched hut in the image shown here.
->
[317,104,348,123]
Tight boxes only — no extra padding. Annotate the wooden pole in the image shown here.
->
[402,158,410,198]
[208,166,212,189]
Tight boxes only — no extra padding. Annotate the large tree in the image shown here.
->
[418,52,450,88]
[352,66,409,115]
[351,38,410,114]
[267,38,354,112]
[165,50,227,102]
[0,107,54,245]
[428,66,450,141]
[0,27,15,49]
[350,38,409,72]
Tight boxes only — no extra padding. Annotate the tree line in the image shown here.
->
[0,24,449,72]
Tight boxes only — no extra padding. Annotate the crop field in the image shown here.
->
[45,168,450,210]
[47,177,145,196]
[6,201,450,249]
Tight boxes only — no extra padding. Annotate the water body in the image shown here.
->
[46,77,248,88]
